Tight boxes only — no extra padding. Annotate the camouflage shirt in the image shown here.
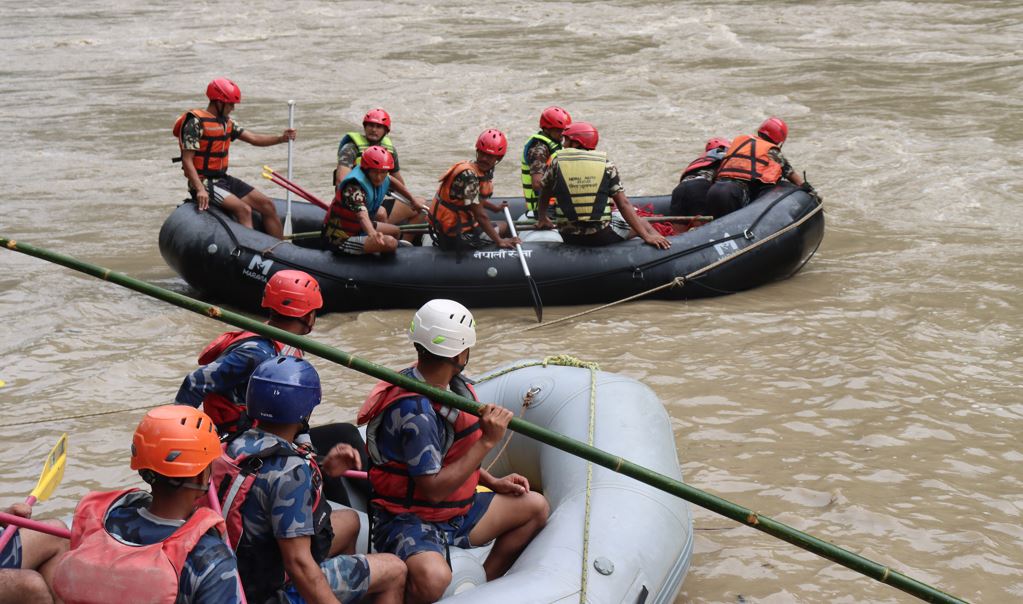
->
[526,138,554,175]
[179,114,243,152]
[445,166,495,206]
[175,337,279,409]
[337,141,401,172]
[374,367,454,476]
[541,155,625,236]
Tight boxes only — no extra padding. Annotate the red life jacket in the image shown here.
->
[52,489,226,604]
[428,161,487,238]
[172,109,235,178]
[357,368,483,522]
[681,148,726,180]
[715,135,783,184]
[206,436,334,603]
[196,330,298,431]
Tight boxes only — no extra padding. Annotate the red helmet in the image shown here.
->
[562,122,599,150]
[360,145,395,171]
[206,78,241,104]
[475,129,507,158]
[539,106,572,130]
[757,117,788,145]
[705,137,731,151]
[362,108,391,131]
[262,270,323,318]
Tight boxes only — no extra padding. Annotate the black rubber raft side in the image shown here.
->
[158,186,824,314]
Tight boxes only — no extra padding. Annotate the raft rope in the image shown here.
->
[487,199,824,340]
[475,355,601,603]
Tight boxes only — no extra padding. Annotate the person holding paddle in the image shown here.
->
[176,269,322,433]
[358,300,549,604]
[323,145,403,255]
[51,406,241,603]
[218,357,406,604]
[534,122,671,249]
[419,129,520,252]
[173,77,295,239]
[0,502,68,604]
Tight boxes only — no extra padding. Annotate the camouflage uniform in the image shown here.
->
[525,140,553,178]
[226,429,370,604]
[369,367,495,561]
[540,155,628,238]
[0,530,20,569]
[179,114,253,203]
[175,338,280,410]
[323,181,376,255]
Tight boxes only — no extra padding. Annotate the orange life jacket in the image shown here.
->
[357,369,482,521]
[715,135,783,184]
[197,330,298,431]
[52,489,226,604]
[172,109,234,178]
[428,161,489,238]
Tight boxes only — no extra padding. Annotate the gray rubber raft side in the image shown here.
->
[159,186,823,313]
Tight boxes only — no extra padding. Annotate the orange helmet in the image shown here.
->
[131,405,220,478]
[262,270,323,317]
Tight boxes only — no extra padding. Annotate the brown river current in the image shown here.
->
[1,1,1022,602]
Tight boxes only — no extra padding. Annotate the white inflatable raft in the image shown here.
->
[344,361,694,603]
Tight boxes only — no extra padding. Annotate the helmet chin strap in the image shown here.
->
[448,349,470,374]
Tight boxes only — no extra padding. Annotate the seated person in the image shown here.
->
[0,502,68,604]
[322,145,405,255]
[534,122,670,249]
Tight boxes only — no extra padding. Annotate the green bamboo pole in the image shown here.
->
[1,235,967,604]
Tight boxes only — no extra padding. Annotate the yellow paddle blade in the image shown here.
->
[29,433,68,502]
[261,171,273,180]
[263,164,275,174]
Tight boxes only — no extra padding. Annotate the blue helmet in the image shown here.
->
[245,357,321,424]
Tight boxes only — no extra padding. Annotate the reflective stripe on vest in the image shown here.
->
[173,109,233,178]
[520,132,561,210]
[338,132,395,167]
[551,148,612,223]
[429,161,482,238]
[324,166,392,237]
[715,135,783,184]
[358,368,483,522]
[52,489,226,604]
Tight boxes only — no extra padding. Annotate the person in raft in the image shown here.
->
[358,299,549,604]
[216,356,406,604]
[0,502,69,604]
[173,77,296,239]
[534,122,671,249]
[704,116,820,217]
[322,145,407,255]
[669,136,732,220]
[51,406,242,604]
[176,269,322,433]
[333,107,425,217]
[411,129,520,251]
[520,105,573,218]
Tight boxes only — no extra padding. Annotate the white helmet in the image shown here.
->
[409,299,477,358]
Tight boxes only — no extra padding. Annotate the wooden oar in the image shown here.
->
[283,100,296,238]
[0,237,969,604]
[0,433,68,550]
[503,205,543,323]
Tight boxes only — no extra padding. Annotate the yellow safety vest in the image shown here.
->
[551,149,612,223]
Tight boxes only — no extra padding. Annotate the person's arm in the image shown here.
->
[534,170,556,229]
[178,117,210,209]
[471,205,517,250]
[174,342,273,407]
[187,539,244,604]
[614,192,671,250]
[277,536,340,604]
[390,169,407,187]
[238,128,296,147]
[413,404,514,502]
[387,175,428,212]
[478,468,529,496]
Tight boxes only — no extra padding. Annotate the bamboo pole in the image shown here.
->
[0,236,967,604]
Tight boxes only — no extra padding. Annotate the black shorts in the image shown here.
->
[191,174,255,206]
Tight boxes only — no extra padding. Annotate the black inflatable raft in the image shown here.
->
[158,186,824,314]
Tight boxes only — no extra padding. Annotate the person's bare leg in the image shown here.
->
[19,520,68,598]
[0,569,52,604]
[468,492,548,580]
[329,509,360,556]
[363,553,406,604]
[220,195,254,228]
[241,190,284,238]
[403,551,451,604]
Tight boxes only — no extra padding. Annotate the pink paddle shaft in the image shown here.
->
[0,508,70,540]
[0,496,38,550]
